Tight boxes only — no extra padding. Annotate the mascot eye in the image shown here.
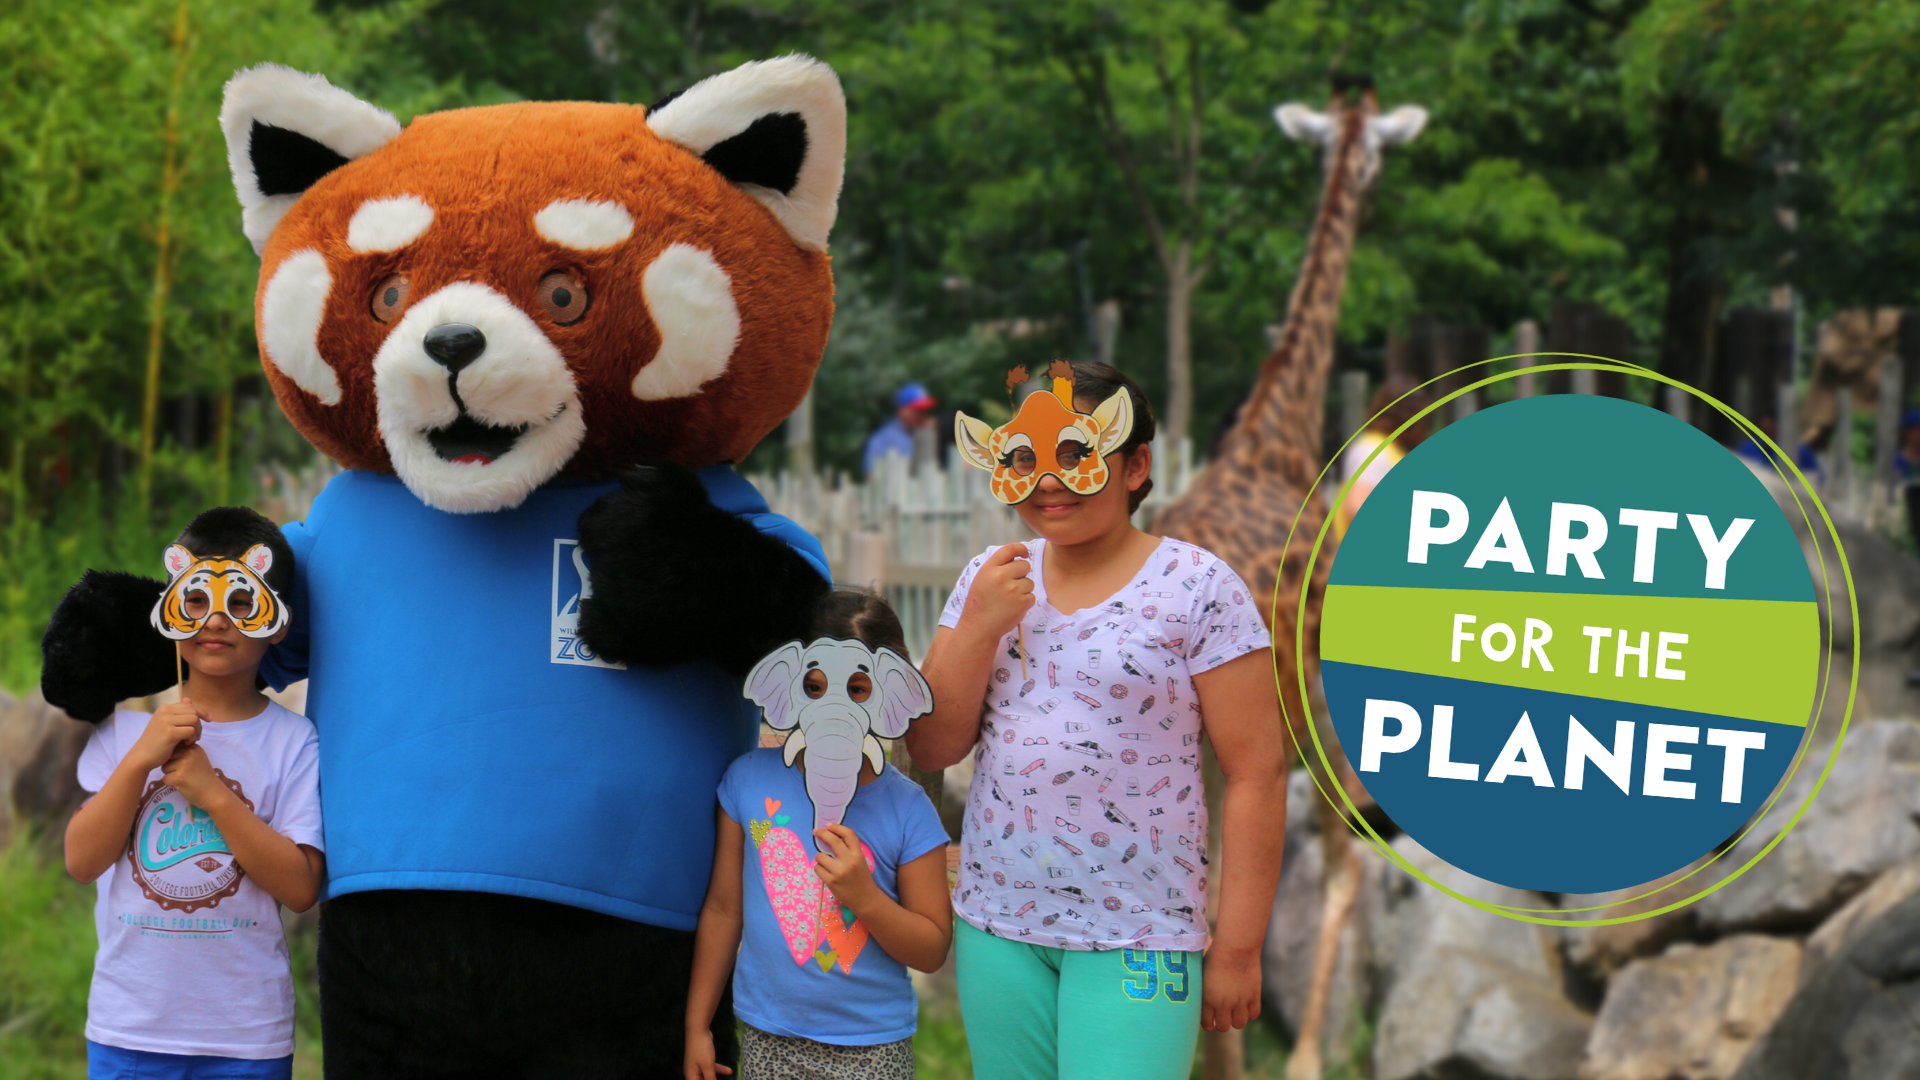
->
[803,669,828,699]
[228,591,256,618]
[370,274,410,324]
[538,271,591,326]
[847,672,873,703]
[182,591,211,621]
[1056,440,1093,470]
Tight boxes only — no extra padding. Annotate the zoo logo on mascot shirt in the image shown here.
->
[1320,394,1818,894]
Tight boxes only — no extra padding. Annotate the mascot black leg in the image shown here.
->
[320,891,733,1079]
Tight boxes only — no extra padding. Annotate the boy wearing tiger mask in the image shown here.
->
[61,507,325,1079]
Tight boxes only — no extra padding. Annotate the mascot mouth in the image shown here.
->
[425,414,530,466]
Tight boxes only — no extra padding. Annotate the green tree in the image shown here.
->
[0,0,445,694]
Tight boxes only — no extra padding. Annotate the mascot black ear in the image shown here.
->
[647,55,846,253]
[220,64,402,255]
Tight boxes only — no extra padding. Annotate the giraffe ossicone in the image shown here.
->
[955,361,1133,506]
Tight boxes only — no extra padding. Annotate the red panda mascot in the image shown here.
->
[40,57,847,1077]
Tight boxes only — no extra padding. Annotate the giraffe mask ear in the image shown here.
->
[1090,389,1134,458]
[955,412,997,472]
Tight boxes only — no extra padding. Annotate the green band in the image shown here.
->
[1321,583,1818,727]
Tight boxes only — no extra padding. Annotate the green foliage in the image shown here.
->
[0,833,92,1078]
[7,0,1918,695]
[0,830,322,1078]
[0,0,455,695]
[913,999,974,1080]
[1623,0,1920,309]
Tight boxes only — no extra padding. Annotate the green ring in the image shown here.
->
[1269,353,1858,925]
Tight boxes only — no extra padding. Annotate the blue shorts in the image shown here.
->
[87,1040,293,1080]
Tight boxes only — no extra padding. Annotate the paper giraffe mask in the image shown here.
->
[954,360,1135,505]
[150,544,290,641]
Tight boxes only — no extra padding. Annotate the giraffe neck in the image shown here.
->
[1226,109,1369,488]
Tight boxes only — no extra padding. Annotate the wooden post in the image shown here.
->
[787,387,815,476]
[1832,386,1854,501]
[1778,382,1800,462]
[1875,358,1901,510]
[1339,370,1368,443]
[1514,320,1539,398]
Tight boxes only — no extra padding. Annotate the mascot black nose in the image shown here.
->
[423,323,486,372]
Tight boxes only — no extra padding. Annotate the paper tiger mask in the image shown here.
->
[954,361,1135,505]
[150,544,290,640]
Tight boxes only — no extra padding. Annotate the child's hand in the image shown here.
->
[682,1028,733,1080]
[813,824,880,911]
[1201,946,1262,1032]
[960,542,1034,642]
[160,743,232,814]
[130,701,202,774]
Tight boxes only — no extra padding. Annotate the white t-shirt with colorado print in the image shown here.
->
[76,702,323,1059]
[940,537,1271,952]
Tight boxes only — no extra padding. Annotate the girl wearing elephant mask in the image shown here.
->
[686,588,952,1080]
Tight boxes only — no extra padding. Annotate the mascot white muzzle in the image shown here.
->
[745,638,934,833]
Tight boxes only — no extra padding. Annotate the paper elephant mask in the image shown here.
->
[745,637,935,833]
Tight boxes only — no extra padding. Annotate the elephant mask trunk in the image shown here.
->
[796,712,870,833]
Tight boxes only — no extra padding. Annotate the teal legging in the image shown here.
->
[953,920,1202,1080]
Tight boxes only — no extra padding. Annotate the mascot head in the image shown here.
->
[221,57,845,513]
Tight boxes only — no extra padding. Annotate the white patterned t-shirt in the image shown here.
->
[939,537,1271,951]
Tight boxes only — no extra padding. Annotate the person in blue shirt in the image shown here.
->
[685,588,951,1080]
[1734,413,1823,482]
[864,384,939,477]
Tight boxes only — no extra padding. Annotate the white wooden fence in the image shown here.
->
[747,440,1199,659]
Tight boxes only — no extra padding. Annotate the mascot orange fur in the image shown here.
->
[43,56,848,1077]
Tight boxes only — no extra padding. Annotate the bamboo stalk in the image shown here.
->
[137,0,191,514]
[215,385,232,505]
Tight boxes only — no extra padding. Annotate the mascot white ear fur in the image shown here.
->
[221,64,402,255]
[647,55,846,253]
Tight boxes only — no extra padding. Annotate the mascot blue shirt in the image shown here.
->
[262,464,828,930]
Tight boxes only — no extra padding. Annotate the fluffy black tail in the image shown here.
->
[41,570,177,722]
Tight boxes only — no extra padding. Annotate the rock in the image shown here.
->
[1369,836,1587,1080]
[1368,835,1563,990]
[1581,935,1800,1080]
[1821,522,1920,726]
[1264,769,1378,1057]
[0,687,90,844]
[1800,857,1920,983]
[1728,891,1920,1080]
[1696,719,1920,933]
[1375,947,1592,1080]
[1560,860,1705,981]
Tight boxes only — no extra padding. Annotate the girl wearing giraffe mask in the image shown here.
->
[912,361,1288,1079]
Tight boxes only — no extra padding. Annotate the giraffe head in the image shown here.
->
[955,361,1134,505]
[1274,76,1426,190]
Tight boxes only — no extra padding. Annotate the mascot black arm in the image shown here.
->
[576,463,830,676]
[41,571,178,723]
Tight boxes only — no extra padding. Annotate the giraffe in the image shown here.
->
[1153,77,1425,1080]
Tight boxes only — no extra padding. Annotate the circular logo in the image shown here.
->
[128,772,253,912]
[1320,394,1818,894]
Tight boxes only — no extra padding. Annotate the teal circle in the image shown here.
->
[1316,393,1820,894]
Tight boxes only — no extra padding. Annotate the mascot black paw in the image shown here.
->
[578,463,831,676]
